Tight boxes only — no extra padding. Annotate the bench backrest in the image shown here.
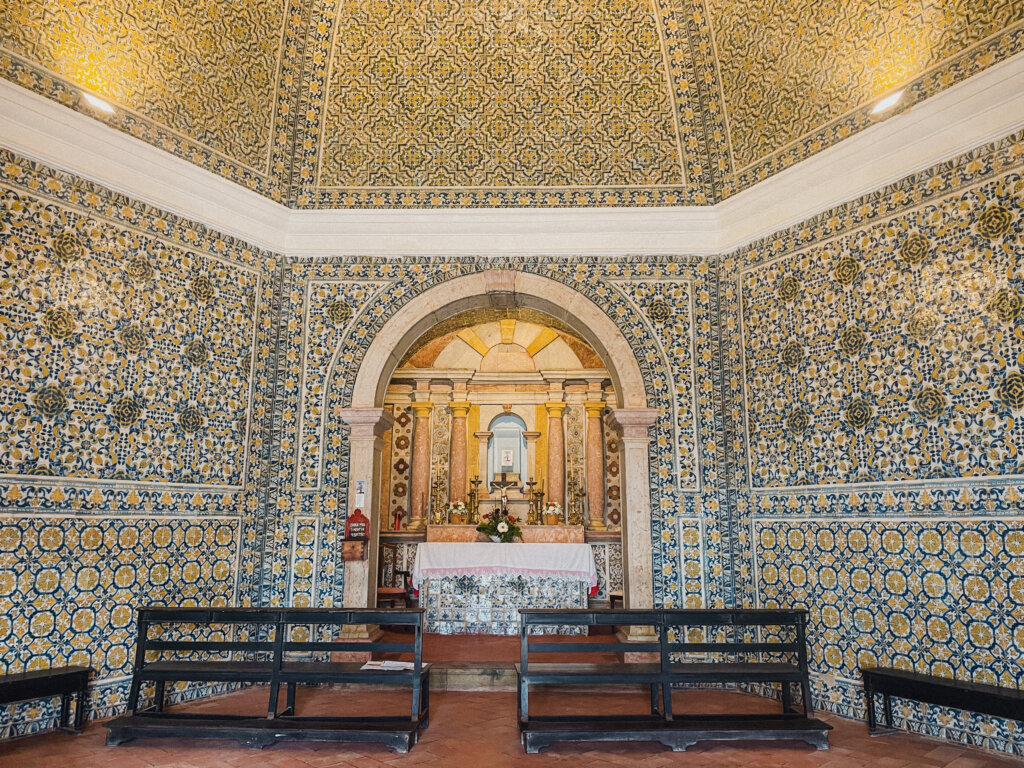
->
[134,607,425,670]
[277,609,424,672]
[518,608,809,671]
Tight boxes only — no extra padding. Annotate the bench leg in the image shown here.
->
[267,680,281,719]
[411,675,421,722]
[127,675,142,715]
[883,693,894,729]
[519,676,528,724]
[419,675,430,730]
[800,674,814,716]
[283,682,296,716]
[865,682,877,732]
[154,681,165,713]
[59,691,71,730]
[650,683,661,716]
[73,682,87,733]
[662,680,673,720]
[781,681,793,713]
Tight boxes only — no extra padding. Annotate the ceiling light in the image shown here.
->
[871,90,904,116]
[81,92,115,114]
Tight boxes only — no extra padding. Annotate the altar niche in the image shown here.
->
[375,309,623,542]
[488,412,527,493]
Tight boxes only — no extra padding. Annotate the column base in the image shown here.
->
[616,625,659,663]
[330,624,384,662]
[406,517,427,531]
[587,518,608,531]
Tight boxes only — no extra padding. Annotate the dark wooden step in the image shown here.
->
[520,715,832,753]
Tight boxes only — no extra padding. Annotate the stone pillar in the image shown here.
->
[338,408,394,633]
[545,401,566,508]
[606,408,659,610]
[408,401,433,531]
[584,401,607,531]
[449,401,471,502]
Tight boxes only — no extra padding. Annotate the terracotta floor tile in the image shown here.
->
[0,688,1020,768]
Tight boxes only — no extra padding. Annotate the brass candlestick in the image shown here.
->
[525,477,539,525]
[468,475,482,524]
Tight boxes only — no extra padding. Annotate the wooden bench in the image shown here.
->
[861,667,1024,734]
[105,607,430,752]
[516,608,832,753]
[0,666,91,734]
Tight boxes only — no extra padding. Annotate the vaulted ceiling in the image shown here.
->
[1,1,1021,208]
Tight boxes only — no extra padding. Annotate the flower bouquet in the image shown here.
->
[446,500,470,525]
[476,509,522,543]
[542,501,563,525]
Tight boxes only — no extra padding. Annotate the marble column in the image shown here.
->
[408,401,433,531]
[545,401,566,508]
[449,401,471,502]
[338,407,394,630]
[584,401,607,531]
[606,408,659,610]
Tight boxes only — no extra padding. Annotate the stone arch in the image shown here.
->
[339,269,658,612]
[350,270,648,409]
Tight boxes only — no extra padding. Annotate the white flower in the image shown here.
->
[497,521,509,533]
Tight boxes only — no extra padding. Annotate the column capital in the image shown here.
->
[473,430,493,440]
[411,401,434,417]
[523,431,541,442]
[584,401,606,418]
[449,400,472,418]
[545,401,567,417]
[339,407,394,439]
[605,407,659,439]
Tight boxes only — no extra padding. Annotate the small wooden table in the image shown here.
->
[0,666,91,733]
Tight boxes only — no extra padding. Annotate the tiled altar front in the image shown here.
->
[420,574,587,634]
[412,542,597,634]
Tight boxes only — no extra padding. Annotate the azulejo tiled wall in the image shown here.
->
[725,130,1024,754]
[0,150,274,738]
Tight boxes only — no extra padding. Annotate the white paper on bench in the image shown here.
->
[360,661,416,671]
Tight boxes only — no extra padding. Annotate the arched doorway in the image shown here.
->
[336,270,657,613]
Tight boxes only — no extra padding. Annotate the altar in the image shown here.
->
[411,543,598,635]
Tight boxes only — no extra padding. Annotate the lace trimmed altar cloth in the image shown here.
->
[411,542,598,595]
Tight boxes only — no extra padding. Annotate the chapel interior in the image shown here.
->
[0,0,1022,765]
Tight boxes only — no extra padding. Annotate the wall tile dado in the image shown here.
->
[0,150,273,738]
[727,130,1024,755]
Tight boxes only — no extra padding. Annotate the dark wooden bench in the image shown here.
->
[516,608,831,753]
[105,607,430,752]
[0,666,91,734]
[862,667,1024,734]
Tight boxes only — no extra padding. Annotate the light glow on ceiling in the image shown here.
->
[871,90,904,116]
[81,92,115,114]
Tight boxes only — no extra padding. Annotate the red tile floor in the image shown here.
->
[3,687,1021,767]
[1,633,1020,768]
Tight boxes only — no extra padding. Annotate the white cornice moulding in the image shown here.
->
[0,79,291,253]
[284,207,720,256]
[0,50,1022,258]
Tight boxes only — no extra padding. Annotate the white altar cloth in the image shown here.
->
[412,542,598,593]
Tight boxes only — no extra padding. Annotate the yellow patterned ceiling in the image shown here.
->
[0,0,1021,207]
